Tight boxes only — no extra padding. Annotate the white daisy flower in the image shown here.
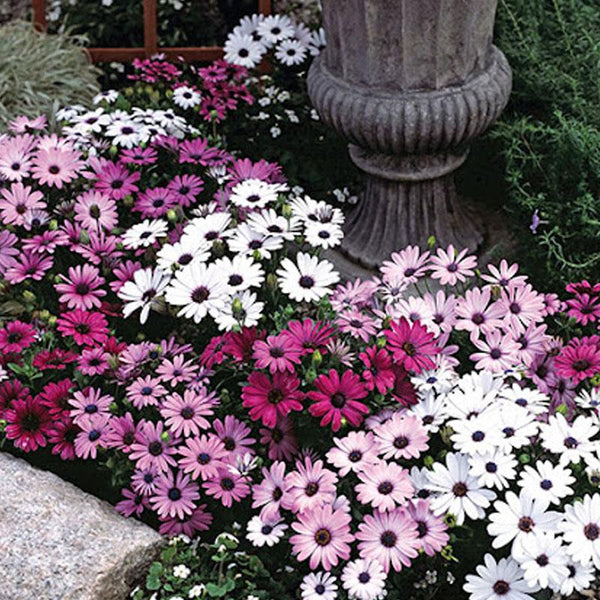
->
[164,262,228,323]
[487,491,561,552]
[105,119,144,148]
[188,584,205,598]
[0,364,8,382]
[229,179,287,209]
[184,212,232,244]
[412,365,457,396]
[122,219,168,249]
[156,236,211,272]
[309,28,327,56]
[450,410,504,455]
[228,223,283,259]
[539,414,599,465]
[172,86,201,109]
[300,572,338,600]
[223,32,265,68]
[518,461,575,505]
[213,291,264,331]
[341,558,386,600]
[559,561,595,596]
[560,493,600,569]
[576,387,600,414]
[246,515,287,547]
[232,14,264,38]
[275,39,308,66]
[469,449,517,490]
[408,466,435,501]
[277,252,339,303]
[246,208,301,240]
[93,89,119,105]
[463,554,537,600]
[444,381,497,421]
[292,22,312,45]
[71,109,111,134]
[257,14,295,45]
[270,126,282,138]
[496,404,539,452]
[213,255,264,293]
[512,532,569,591]
[304,221,344,249]
[499,383,549,416]
[408,389,447,433]
[426,453,496,525]
[117,267,171,324]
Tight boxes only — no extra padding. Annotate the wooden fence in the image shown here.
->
[32,0,272,62]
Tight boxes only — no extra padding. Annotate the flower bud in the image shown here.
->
[376,336,387,349]
[123,195,134,207]
[281,204,292,219]
[267,273,278,291]
[48,219,59,231]
[312,350,322,367]
[166,209,178,223]
[22,291,36,303]
[160,431,170,443]
[518,453,531,464]
[109,145,119,157]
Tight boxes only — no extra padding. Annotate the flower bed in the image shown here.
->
[1,12,600,600]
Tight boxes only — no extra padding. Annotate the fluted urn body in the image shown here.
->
[308,0,512,268]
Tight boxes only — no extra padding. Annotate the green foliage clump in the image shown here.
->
[492,0,600,287]
[0,21,100,129]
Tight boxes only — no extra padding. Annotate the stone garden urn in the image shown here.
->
[307,0,512,268]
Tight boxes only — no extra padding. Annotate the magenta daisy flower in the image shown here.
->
[126,375,168,409]
[131,466,160,496]
[158,504,213,538]
[120,146,157,165]
[0,182,45,226]
[290,503,353,570]
[129,421,179,473]
[167,174,204,207]
[48,418,80,461]
[406,499,449,556]
[74,414,110,459]
[56,310,109,346]
[356,509,420,572]
[281,319,334,356]
[116,487,150,517]
[134,186,177,218]
[555,340,600,384]
[282,457,338,514]
[213,415,255,459]
[0,320,35,353]
[385,318,439,374]
[4,250,53,284]
[429,244,477,286]
[150,470,199,519]
[260,416,298,461]
[4,396,52,452]
[77,347,110,376]
[69,387,113,424]
[31,145,82,188]
[355,461,414,511]
[242,371,304,428]
[160,390,216,437]
[252,333,302,373]
[74,190,118,231]
[326,431,380,477]
[372,413,429,460]
[179,433,228,481]
[179,138,229,166]
[37,379,73,416]
[252,461,287,521]
[104,412,139,453]
[55,264,106,310]
[308,369,369,432]
[360,346,395,394]
[203,468,250,507]
[94,161,140,199]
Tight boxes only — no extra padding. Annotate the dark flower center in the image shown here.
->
[490,348,502,359]
[358,572,370,584]
[330,393,346,408]
[178,254,193,265]
[221,477,234,491]
[564,436,579,449]
[402,342,416,356]
[148,441,163,456]
[573,360,591,372]
[223,436,235,451]
[272,487,283,501]
[536,554,549,567]
[394,436,409,449]
[305,482,319,497]
[238,48,250,58]
[84,404,98,414]
[584,523,600,540]
[493,580,510,595]
[191,286,209,303]
[540,479,553,490]
[229,274,243,286]
[122,432,134,445]
[88,429,101,441]
[268,388,284,404]
[48,165,60,174]
[486,462,498,473]
[518,516,534,532]
[111,179,123,189]
[452,482,468,497]
[472,313,484,325]
[314,528,331,546]
[378,481,393,495]
[21,412,40,431]
[472,431,485,442]
[180,407,194,419]
[261,524,273,535]
[417,521,428,538]
[75,283,90,295]
[168,488,182,501]
[509,302,521,314]
[299,275,315,288]
[198,452,211,464]
[380,530,397,548]
[348,450,362,462]
[269,346,285,358]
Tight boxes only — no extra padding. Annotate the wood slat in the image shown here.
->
[143,0,158,56]
[32,0,46,29]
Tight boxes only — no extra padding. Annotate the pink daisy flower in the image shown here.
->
[0,182,46,226]
[260,416,298,461]
[94,161,140,200]
[372,413,429,460]
[0,230,19,274]
[0,133,35,181]
[308,369,369,432]
[330,279,378,312]
[481,259,528,289]
[158,505,213,538]
[179,138,229,165]
[253,333,302,373]
[360,346,395,394]
[282,457,338,514]
[179,433,228,481]
[565,293,600,325]
[134,186,177,218]
[126,375,168,409]
[252,461,287,521]
[68,387,113,425]
[498,283,546,333]
[406,499,449,556]
[455,288,505,337]
[385,318,440,374]
[74,414,110,459]
[156,355,198,387]
[77,347,110,376]
[326,431,380,477]
[56,310,109,346]
[167,174,204,207]
[22,230,65,255]
[355,461,414,511]
[356,509,420,572]
[120,146,157,165]
[116,487,150,517]
[0,320,35,353]
[55,264,106,310]
[380,245,430,285]
[242,371,304,428]
[4,250,53,284]
[470,330,521,373]
[290,503,353,570]
[336,310,378,342]
[104,412,139,453]
[9,114,47,133]
[160,390,216,437]
[429,244,477,286]
[281,319,334,356]
[213,415,255,460]
[203,468,250,507]
[129,421,179,473]
[31,145,82,188]
[422,290,457,335]
[74,190,118,231]
[150,470,199,519]
[131,466,160,496]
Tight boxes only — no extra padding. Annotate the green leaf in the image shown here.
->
[145,575,161,591]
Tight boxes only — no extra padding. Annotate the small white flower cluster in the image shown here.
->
[120,190,343,329]
[405,369,600,599]
[56,104,194,151]
[224,14,326,68]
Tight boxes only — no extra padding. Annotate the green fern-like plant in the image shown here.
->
[0,21,100,129]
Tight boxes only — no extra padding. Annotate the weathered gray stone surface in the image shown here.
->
[0,453,163,600]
